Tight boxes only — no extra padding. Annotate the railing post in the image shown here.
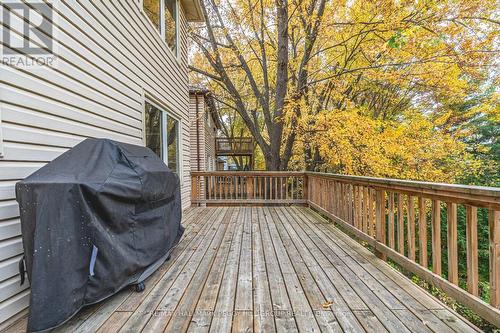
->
[431,200,442,275]
[375,189,386,260]
[490,210,500,308]
[447,203,458,285]
[191,174,199,206]
[407,196,416,261]
[247,176,254,199]
[303,174,308,202]
[466,205,479,296]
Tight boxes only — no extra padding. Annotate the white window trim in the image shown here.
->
[140,0,180,60]
[143,97,183,182]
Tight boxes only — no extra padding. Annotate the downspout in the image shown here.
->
[196,94,201,171]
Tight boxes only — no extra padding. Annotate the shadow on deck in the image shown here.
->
[5,206,479,332]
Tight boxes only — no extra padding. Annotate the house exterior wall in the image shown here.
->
[205,114,217,171]
[189,93,217,172]
[0,1,192,325]
[189,94,206,172]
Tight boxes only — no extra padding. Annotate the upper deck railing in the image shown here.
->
[191,171,500,327]
[215,137,254,156]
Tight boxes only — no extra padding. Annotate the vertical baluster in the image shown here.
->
[334,181,337,215]
[221,176,224,200]
[208,175,210,201]
[388,192,395,249]
[218,176,222,200]
[350,185,355,224]
[341,183,346,220]
[242,176,245,200]
[407,195,416,261]
[366,189,371,235]
[346,184,350,222]
[418,197,428,268]
[277,177,282,200]
[285,177,289,200]
[353,186,358,229]
[218,176,221,200]
[265,176,268,200]
[337,182,342,218]
[331,180,334,214]
[489,210,500,308]
[254,176,258,200]
[236,176,239,200]
[202,176,205,202]
[211,175,214,201]
[328,180,333,213]
[370,189,376,237]
[290,176,293,200]
[320,178,323,207]
[258,177,261,199]
[213,176,216,200]
[332,181,336,215]
[358,186,364,231]
[220,176,223,200]
[363,187,369,234]
[280,177,283,200]
[251,176,254,200]
[303,176,306,202]
[225,176,228,200]
[375,189,386,260]
[466,205,478,296]
[347,185,352,224]
[447,203,458,285]
[398,193,405,255]
[432,200,441,275]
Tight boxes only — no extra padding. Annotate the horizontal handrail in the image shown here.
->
[192,171,305,176]
[190,171,500,326]
[307,172,500,209]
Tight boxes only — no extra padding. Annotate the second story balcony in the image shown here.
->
[215,137,254,156]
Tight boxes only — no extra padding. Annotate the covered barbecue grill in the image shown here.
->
[16,138,184,332]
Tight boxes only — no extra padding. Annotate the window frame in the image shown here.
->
[143,99,182,180]
[141,0,180,59]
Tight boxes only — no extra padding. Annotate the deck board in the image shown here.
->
[3,207,480,333]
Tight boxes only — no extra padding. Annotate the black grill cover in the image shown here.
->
[16,138,184,332]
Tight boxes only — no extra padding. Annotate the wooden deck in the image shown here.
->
[5,207,480,333]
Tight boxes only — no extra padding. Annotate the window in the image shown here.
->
[145,102,162,157]
[143,0,178,55]
[143,0,161,31]
[166,116,179,172]
[144,101,180,174]
[164,0,177,51]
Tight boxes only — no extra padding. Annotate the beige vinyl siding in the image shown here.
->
[189,93,218,172]
[0,0,191,325]
[189,94,206,172]
[205,111,217,171]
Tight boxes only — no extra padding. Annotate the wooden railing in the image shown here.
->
[306,172,500,327]
[190,171,500,326]
[215,137,253,155]
[191,171,307,205]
